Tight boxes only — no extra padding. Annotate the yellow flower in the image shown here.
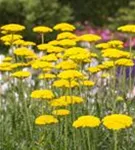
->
[53,23,75,31]
[53,79,79,88]
[81,80,95,87]
[73,115,101,128]
[102,48,131,59]
[0,62,13,71]
[56,60,77,70]
[48,40,60,46]
[96,41,124,49]
[35,115,58,125]
[31,89,54,100]
[58,70,83,80]
[117,24,135,33]
[1,34,23,44]
[107,40,124,48]
[88,66,101,73]
[11,71,31,79]
[23,41,36,46]
[98,61,114,70]
[58,39,76,47]
[14,47,35,57]
[2,57,12,62]
[13,39,24,46]
[50,96,83,107]
[57,32,77,40]
[102,114,133,130]
[96,43,110,49]
[64,47,91,62]
[52,109,70,116]
[32,60,53,69]
[77,34,101,42]
[1,23,25,33]
[33,26,52,33]
[115,58,134,67]
[47,46,64,53]
[38,73,56,79]
[40,54,57,62]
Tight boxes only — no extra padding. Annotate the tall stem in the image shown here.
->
[114,131,118,150]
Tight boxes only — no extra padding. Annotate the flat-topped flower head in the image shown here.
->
[102,114,133,130]
[31,89,54,100]
[63,47,91,62]
[58,70,83,80]
[55,60,77,70]
[11,71,31,79]
[52,109,70,116]
[102,48,131,59]
[117,24,135,33]
[58,39,76,47]
[2,57,12,62]
[88,66,101,74]
[35,115,58,125]
[33,26,53,33]
[80,80,95,87]
[50,96,83,107]
[53,23,75,31]
[31,60,53,69]
[77,34,101,42]
[1,34,23,44]
[38,73,56,79]
[53,79,79,88]
[14,47,35,57]
[57,32,77,40]
[115,58,134,67]
[107,40,124,48]
[1,23,25,33]
[73,115,101,128]
[40,53,57,62]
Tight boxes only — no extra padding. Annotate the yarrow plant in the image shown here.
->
[1,22,135,150]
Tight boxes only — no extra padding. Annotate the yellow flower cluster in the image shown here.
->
[1,34,23,44]
[56,60,77,70]
[53,79,79,88]
[81,80,95,87]
[115,58,134,67]
[50,96,83,107]
[1,23,25,33]
[117,24,135,33]
[35,115,58,125]
[31,89,54,100]
[32,60,53,69]
[73,115,101,128]
[64,47,91,62]
[77,34,101,42]
[102,48,131,59]
[58,70,83,80]
[40,54,57,62]
[102,114,133,130]
[57,32,77,40]
[11,71,31,79]
[33,26,53,33]
[53,23,76,31]
[14,47,36,57]
[38,73,56,79]
[52,109,70,116]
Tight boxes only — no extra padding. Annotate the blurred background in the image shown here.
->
[0,0,134,42]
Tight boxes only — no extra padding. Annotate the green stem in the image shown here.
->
[41,33,45,44]
[114,131,118,150]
